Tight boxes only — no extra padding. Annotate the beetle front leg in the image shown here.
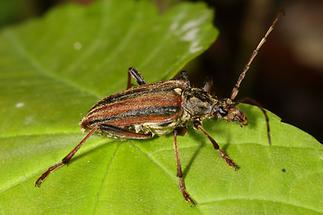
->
[193,121,239,170]
[127,67,146,89]
[173,129,195,204]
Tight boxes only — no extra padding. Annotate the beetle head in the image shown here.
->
[213,99,247,126]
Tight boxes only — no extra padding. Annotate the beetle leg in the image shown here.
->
[127,67,146,89]
[173,70,190,81]
[193,121,239,170]
[177,71,189,80]
[35,126,98,187]
[202,79,215,95]
[173,129,195,204]
[100,124,153,139]
[239,97,271,145]
[174,127,187,136]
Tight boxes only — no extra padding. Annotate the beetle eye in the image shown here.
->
[218,106,228,116]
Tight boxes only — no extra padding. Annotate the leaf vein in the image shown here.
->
[92,144,120,215]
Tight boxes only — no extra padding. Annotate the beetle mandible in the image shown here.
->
[35,12,283,204]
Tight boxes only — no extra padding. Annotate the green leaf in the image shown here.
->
[0,1,321,215]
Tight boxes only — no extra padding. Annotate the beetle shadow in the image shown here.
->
[66,127,235,177]
[221,134,232,152]
[182,125,236,176]
[68,140,117,164]
[182,129,206,177]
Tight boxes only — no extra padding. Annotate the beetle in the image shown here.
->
[35,12,283,204]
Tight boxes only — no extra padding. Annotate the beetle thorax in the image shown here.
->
[182,88,218,120]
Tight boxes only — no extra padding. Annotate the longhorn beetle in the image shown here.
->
[35,12,283,204]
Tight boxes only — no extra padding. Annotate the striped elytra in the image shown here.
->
[80,79,190,138]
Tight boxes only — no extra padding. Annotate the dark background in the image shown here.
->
[1,0,322,143]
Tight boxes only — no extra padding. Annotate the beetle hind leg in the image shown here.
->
[35,126,98,187]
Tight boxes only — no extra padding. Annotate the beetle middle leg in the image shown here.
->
[193,121,239,170]
[100,124,153,139]
[127,67,146,89]
[173,129,195,204]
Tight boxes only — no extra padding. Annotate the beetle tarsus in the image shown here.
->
[35,162,64,187]
[182,189,196,205]
[219,149,239,170]
[178,171,195,205]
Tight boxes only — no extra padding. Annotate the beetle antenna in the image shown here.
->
[230,10,284,100]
